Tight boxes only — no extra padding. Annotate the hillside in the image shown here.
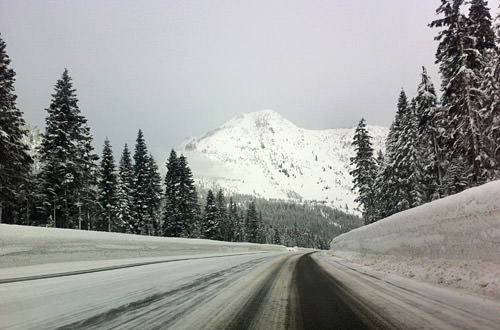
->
[180,110,387,214]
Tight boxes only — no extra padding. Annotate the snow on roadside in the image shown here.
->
[0,224,285,270]
[329,180,500,301]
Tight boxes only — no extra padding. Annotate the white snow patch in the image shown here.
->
[179,109,387,214]
[329,180,500,301]
[0,224,286,269]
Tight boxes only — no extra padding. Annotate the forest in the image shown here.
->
[351,0,500,224]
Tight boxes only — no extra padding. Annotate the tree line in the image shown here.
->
[0,34,267,243]
[351,0,500,224]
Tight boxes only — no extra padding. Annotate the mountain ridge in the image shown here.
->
[180,110,388,214]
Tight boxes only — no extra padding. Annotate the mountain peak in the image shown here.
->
[222,109,296,131]
[180,111,388,214]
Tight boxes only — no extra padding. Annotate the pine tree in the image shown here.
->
[245,201,259,243]
[39,69,98,228]
[349,118,377,224]
[96,138,117,232]
[228,197,245,242]
[162,149,181,236]
[162,151,198,237]
[475,4,500,180]
[144,154,162,235]
[216,189,229,241]
[430,0,486,190]
[202,190,219,239]
[0,34,32,224]
[116,144,135,233]
[490,10,500,167]
[415,67,445,201]
[177,155,198,237]
[132,129,150,234]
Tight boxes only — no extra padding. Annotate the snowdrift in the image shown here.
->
[329,180,500,300]
[0,224,285,269]
[330,180,500,262]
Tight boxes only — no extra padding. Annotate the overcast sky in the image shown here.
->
[1,0,499,161]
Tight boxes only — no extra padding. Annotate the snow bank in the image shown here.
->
[329,180,500,300]
[0,224,285,268]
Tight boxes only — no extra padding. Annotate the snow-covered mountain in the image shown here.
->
[180,110,388,214]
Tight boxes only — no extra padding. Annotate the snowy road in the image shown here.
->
[2,252,500,330]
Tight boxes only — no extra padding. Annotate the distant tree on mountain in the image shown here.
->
[38,69,98,229]
[0,34,32,224]
[349,118,377,224]
[96,138,117,232]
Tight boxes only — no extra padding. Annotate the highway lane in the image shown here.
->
[2,252,499,329]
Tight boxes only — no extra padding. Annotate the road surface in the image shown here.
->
[1,252,499,329]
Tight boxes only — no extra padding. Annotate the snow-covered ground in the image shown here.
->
[0,224,285,271]
[329,180,500,301]
[180,109,387,214]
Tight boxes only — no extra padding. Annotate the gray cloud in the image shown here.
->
[1,0,498,162]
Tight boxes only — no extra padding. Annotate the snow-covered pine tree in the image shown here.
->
[162,149,181,237]
[415,67,445,201]
[132,129,150,234]
[227,196,238,241]
[116,144,135,233]
[371,150,386,221]
[349,118,377,224]
[203,189,219,239]
[177,155,198,237]
[39,69,97,228]
[245,201,259,243]
[390,91,417,212]
[473,2,500,180]
[490,9,500,167]
[430,0,487,190]
[406,99,427,208]
[215,189,229,241]
[144,153,162,235]
[76,123,99,230]
[0,34,32,224]
[377,91,408,217]
[96,138,117,232]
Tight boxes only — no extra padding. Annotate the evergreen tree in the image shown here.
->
[132,129,150,234]
[349,118,377,224]
[39,69,98,228]
[177,155,198,237]
[415,67,445,201]
[162,150,181,236]
[0,34,32,224]
[116,144,135,233]
[228,197,243,242]
[162,151,198,237]
[202,190,219,239]
[245,201,259,243]
[216,189,229,241]
[144,154,162,235]
[96,138,117,232]
[430,0,486,189]
[476,5,500,179]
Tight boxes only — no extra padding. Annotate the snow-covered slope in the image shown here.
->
[328,180,500,300]
[180,110,387,214]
